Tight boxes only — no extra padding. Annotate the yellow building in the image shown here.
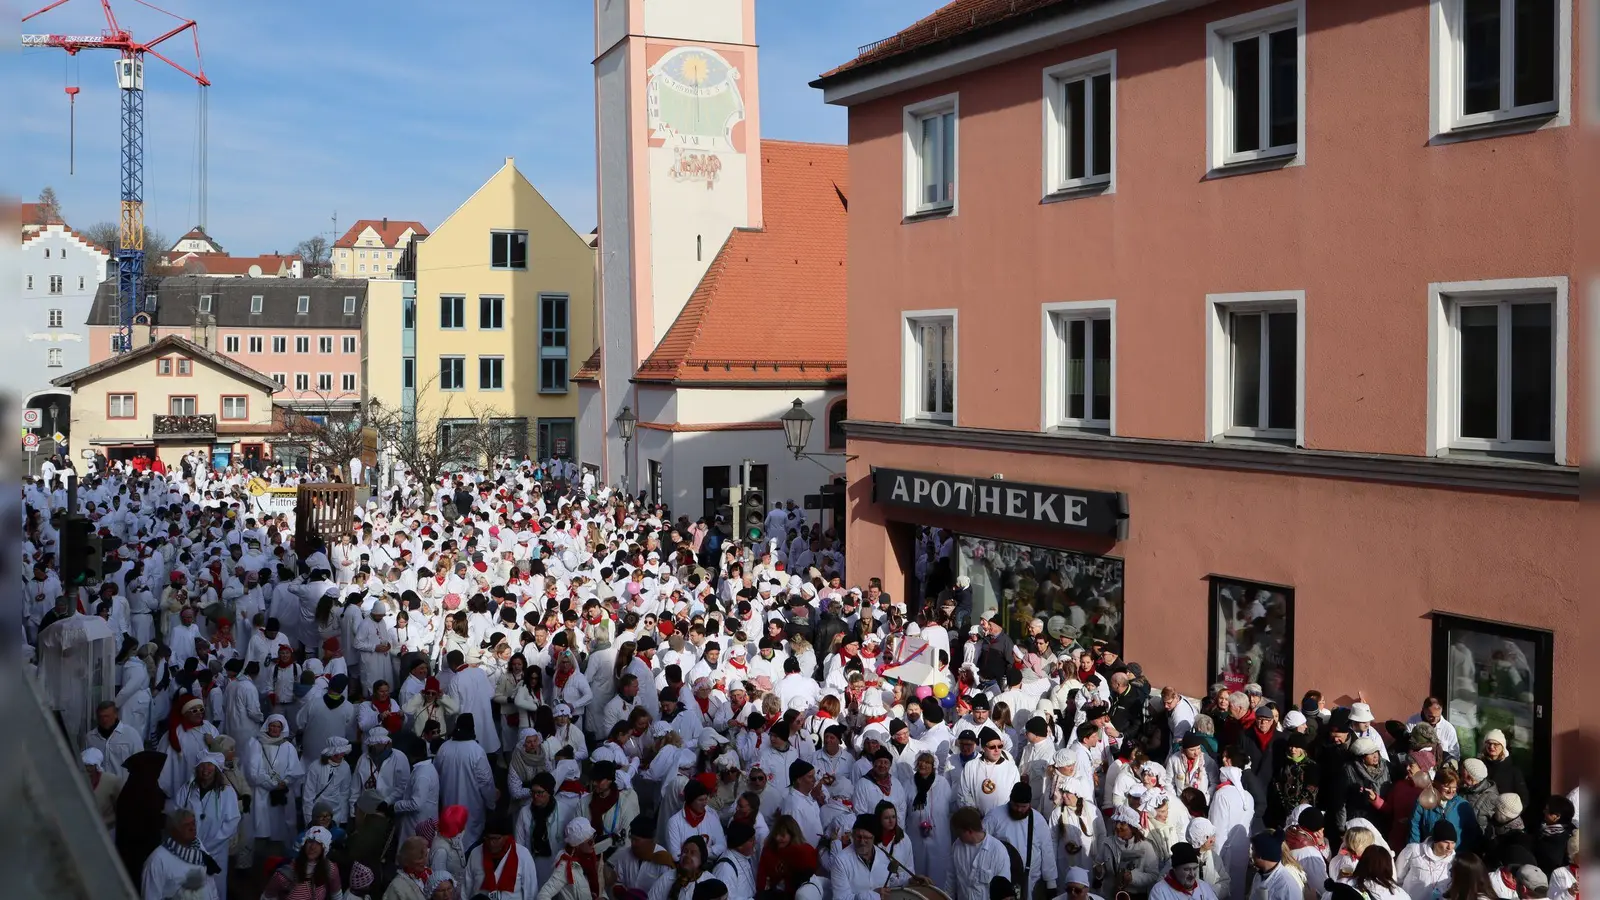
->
[333,219,428,280]
[402,157,595,460]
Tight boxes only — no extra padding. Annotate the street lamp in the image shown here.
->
[615,405,636,493]
[48,402,60,454]
[780,398,814,459]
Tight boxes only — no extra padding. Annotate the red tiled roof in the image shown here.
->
[636,140,848,386]
[21,202,63,227]
[571,347,602,383]
[173,226,224,252]
[335,219,429,249]
[178,253,302,276]
[22,223,112,255]
[819,0,1088,81]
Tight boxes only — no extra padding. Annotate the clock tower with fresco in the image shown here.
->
[590,0,763,479]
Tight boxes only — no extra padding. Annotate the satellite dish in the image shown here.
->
[247,264,263,277]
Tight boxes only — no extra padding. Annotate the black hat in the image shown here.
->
[1297,808,1326,832]
[683,780,709,803]
[870,747,893,763]
[692,880,729,900]
[726,820,756,848]
[788,760,814,783]
[970,693,991,710]
[1009,782,1032,804]
[636,636,657,651]
[852,813,883,840]
[1429,820,1458,843]
[1026,716,1049,737]
[1171,842,1200,868]
[989,876,1017,900]
[451,713,476,741]
[977,726,1002,747]
[328,674,349,694]
[1181,733,1205,750]
[630,814,657,836]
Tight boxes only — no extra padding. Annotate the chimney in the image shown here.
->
[381,217,388,231]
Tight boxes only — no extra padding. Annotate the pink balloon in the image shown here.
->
[915,686,933,700]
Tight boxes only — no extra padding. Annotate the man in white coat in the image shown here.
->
[955,727,1021,816]
[1150,843,1219,900]
[444,650,500,755]
[949,806,1015,900]
[171,753,241,900]
[89,701,145,775]
[391,736,440,846]
[777,761,825,846]
[983,783,1057,899]
[435,713,497,849]
[350,728,411,819]
[1210,763,1256,898]
[142,809,220,900]
[222,659,264,746]
[354,604,397,694]
[461,813,540,899]
[831,813,913,900]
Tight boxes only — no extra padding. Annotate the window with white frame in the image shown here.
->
[296,295,310,314]
[1430,278,1565,460]
[1432,0,1564,135]
[49,275,63,294]
[296,336,310,354]
[1207,2,1304,170]
[108,394,135,418]
[220,396,247,420]
[343,295,357,315]
[904,96,958,216]
[272,336,287,353]
[490,231,529,270]
[250,295,263,314]
[341,373,357,392]
[199,294,212,313]
[1044,302,1115,430]
[318,336,334,354]
[78,276,84,290]
[271,373,286,388]
[903,313,956,423]
[1044,53,1116,195]
[224,335,240,353]
[440,356,466,391]
[1207,293,1304,442]
[248,336,263,354]
[317,373,333,392]
[480,295,504,330]
[342,335,357,353]
[294,373,309,391]
[47,348,62,367]
[169,396,197,416]
[48,309,63,328]
[177,359,192,376]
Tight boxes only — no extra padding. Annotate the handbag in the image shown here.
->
[268,786,290,807]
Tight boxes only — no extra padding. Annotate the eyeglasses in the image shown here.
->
[984,743,1005,751]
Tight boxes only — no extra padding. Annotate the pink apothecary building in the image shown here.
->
[815,0,1579,793]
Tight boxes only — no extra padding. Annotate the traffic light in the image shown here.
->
[716,486,742,538]
[742,487,765,542]
[60,515,96,586]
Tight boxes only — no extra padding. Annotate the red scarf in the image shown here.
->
[1250,725,1276,750]
[1163,874,1197,895]
[555,667,572,690]
[684,805,706,828]
[590,789,618,821]
[481,844,519,893]
[559,851,602,900]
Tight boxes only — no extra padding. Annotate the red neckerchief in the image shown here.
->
[1251,726,1275,750]
[590,788,618,820]
[403,866,431,888]
[1164,874,1197,895]
[729,659,747,671]
[560,779,587,795]
[559,850,602,900]
[874,773,894,794]
[555,668,572,690]
[683,806,706,828]
[482,843,519,892]
[373,697,392,712]
[696,694,711,714]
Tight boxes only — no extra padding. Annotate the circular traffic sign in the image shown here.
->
[21,408,41,428]
[22,433,41,452]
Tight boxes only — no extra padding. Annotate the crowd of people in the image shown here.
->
[21,454,1582,900]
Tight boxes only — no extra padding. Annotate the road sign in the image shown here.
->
[52,432,66,445]
[21,408,41,429]
[22,434,41,453]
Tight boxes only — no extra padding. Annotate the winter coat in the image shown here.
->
[1396,843,1454,900]
[1410,794,1482,852]
[1099,834,1161,900]
[1482,756,1529,823]
[1459,778,1501,838]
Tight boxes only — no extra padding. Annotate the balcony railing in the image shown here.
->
[153,414,216,438]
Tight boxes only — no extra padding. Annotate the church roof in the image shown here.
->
[636,140,848,386]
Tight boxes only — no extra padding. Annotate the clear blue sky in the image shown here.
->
[12,0,943,255]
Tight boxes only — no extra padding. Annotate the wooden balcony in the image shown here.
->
[152,413,216,439]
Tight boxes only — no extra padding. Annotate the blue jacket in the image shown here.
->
[1410,793,1481,850]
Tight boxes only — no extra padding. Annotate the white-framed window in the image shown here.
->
[342,335,357,353]
[224,335,240,353]
[110,333,124,351]
[198,294,212,313]
[318,336,334,354]
[169,396,197,415]
[1043,52,1116,197]
[48,309,63,328]
[220,396,247,420]
[250,295,264,314]
[316,373,333,391]
[49,275,63,294]
[1205,291,1306,444]
[1042,301,1116,432]
[387,250,394,259]
[1427,277,1567,463]
[294,373,309,391]
[1206,1,1305,171]
[480,295,504,330]
[479,355,505,391]
[902,94,959,217]
[177,358,192,376]
[248,336,263,354]
[440,356,466,391]
[440,295,466,329]
[272,336,287,353]
[901,311,957,424]
[341,373,357,392]
[271,373,286,388]
[296,295,310,314]
[107,394,136,418]
[47,348,62,367]
[295,336,310,354]
[1430,0,1568,138]
[359,264,366,273]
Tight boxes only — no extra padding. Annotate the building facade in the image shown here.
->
[406,158,595,461]
[582,0,849,522]
[334,219,428,280]
[16,222,111,429]
[86,277,369,412]
[816,0,1578,790]
[52,334,285,469]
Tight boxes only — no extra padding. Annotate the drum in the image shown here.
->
[886,885,953,900]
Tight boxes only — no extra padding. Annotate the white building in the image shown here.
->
[579,0,848,533]
[17,222,111,431]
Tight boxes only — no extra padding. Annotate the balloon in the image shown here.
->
[932,682,949,699]
[940,696,956,708]
[915,686,933,700]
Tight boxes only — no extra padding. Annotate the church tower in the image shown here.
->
[592,0,764,480]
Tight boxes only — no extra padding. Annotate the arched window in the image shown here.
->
[826,399,848,450]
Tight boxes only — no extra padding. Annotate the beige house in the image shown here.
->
[51,334,285,469]
[398,157,595,460]
[334,219,428,280]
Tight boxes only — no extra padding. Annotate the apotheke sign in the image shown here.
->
[873,467,1127,538]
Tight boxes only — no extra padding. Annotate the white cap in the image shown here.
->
[80,747,105,768]
[1284,710,1308,728]
[564,817,596,846]
[554,703,572,718]
[1065,867,1092,887]
[1111,805,1142,828]
[1349,702,1375,723]
[366,727,392,744]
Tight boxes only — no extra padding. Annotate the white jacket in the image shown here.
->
[1397,843,1455,900]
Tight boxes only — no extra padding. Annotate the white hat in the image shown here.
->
[197,751,227,770]
[365,727,392,744]
[554,703,572,718]
[324,737,353,757]
[80,747,105,769]
[304,826,334,852]
[1053,748,1077,767]
[1348,702,1375,723]
[862,633,881,646]
[1187,817,1217,845]
[1482,729,1507,747]
[564,817,596,846]
[1111,806,1142,829]
[1065,867,1092,887]
[1144,788,1169,809]
[1284,710,1308,728]
[1351,736,1383,757]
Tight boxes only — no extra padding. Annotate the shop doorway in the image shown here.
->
[1208,576,1295,714]
[241,443,264,473]
[1431,614,1553,804]
[702,465,730,524]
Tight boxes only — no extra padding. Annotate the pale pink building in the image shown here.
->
[87,277,368,411]
[816,0,1578,791]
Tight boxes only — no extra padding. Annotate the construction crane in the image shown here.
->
[23,0,210,354]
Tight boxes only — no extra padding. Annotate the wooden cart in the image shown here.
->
[294,483,357,558]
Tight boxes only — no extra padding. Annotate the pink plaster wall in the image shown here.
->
[88,324,364,403]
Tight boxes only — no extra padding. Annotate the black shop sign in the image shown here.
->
[873,467,1128,539]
